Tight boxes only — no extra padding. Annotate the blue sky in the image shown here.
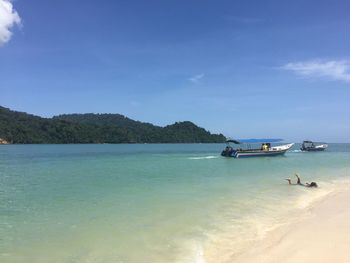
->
[1,0,350,142]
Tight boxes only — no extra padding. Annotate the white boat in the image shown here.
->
[301,141,328,152]
[221,140,294,158]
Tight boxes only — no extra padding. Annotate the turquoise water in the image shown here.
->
[1,144,350,263]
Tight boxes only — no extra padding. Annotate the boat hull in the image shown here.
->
[222,149,288,158]
[301,147,326,152]
[221,143,294,158]
[235,150,288,158]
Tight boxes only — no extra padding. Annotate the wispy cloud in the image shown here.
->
[0,0,21,45]
[282,60,350,82]
[189,73,205,84]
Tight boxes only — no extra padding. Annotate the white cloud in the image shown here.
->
[0,0,21,45]
[282,60,350,82]
[189,73,205,84]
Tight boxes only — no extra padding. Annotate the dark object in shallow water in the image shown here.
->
[285,174,318,188]
[306,182,318,188]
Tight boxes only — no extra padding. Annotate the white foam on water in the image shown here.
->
[191,242,206,263]
[295,173,350,209]
[173,238,206,263]
[293,181,332,209]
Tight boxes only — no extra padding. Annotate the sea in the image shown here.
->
[1,143,350,263]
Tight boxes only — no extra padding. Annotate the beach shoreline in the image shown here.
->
[229,185,350,263]
[2,145,350,263]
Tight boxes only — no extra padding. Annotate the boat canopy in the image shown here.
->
[226,139,241,144]
[226,139,284,144]
[303,140,325,144]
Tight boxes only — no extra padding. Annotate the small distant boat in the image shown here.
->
[221,140,294,158]
[300,140,328,152]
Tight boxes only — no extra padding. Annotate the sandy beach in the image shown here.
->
[232,187,350,263]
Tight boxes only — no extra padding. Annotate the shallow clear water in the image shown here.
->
[1,143,350,263]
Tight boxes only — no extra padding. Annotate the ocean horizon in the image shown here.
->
[1,143,350,262]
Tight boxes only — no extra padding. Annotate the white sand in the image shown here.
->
[231,189,350,263]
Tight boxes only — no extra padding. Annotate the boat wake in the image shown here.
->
[188,156,218,160]
[290,150,302,153]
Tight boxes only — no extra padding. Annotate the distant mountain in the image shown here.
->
[0,106,226,144]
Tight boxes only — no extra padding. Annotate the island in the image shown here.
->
[0,106,226,144]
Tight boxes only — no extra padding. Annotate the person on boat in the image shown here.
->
[285,173,318,188]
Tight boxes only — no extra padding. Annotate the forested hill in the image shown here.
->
[0,106,226,144]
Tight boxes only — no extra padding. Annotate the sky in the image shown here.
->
[1,0,350,142]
